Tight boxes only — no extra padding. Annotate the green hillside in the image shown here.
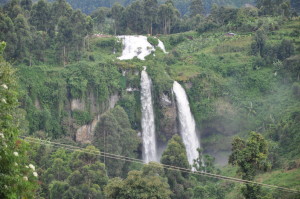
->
[1,0,300,198]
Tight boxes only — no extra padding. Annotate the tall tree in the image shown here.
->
[143,0,158,35]
[51,0,72,25]
[0,13,17,60]
[3,0,22,19]
[29,0,51,32]
[13,14,32,61]
[111,3,124,35]
[158,2,179,34]
[161,135,192,199]
[91,7,110,32]
[229,132,270,199]
[104,163,172,199]
[56,16,72,66]
[69,10,88,58]
[190,0,204,17]
[124,1,145,34]
[251,29,267,57]
[20,0,32,11]
[93,106,140,177]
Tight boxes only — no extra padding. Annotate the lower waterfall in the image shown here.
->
[140,67,157,163]
[173,81,201,168]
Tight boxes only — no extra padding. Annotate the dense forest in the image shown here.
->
[0,0,300,198]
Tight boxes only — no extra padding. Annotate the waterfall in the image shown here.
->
[173,81,200,168]
[140,67,157,163]
[117,35,167,60]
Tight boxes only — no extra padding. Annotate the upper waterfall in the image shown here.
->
[140,67,157,163]
[117,35,167,60]
[173,81,201,168]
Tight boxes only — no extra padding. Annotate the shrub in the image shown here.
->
[169,34,185,46]
[196,21,218,34]
[147,37,159,46]
[292,82,300,99]
[72,110,92,125]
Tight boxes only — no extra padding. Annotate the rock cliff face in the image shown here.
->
[75,92,119,143]
[71,99,85,111]
[159,93,178,140]
[76,116,99,144]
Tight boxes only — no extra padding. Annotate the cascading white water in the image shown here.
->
[173,81,200,167]
[117,35,167,60]
[141,67,157,163]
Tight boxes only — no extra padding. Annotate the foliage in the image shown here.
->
[0,1,300,197]
[0,42,37,198]
[31,144,109,198]
[118,92,141,129]
[147,36,159,46]
[229,132,270,198]
[72,110,92,125]
[161,135,192,199]
[190,0,204,17]
[267,108,300,159]
[104,163,172,199]
[93,106,140,177]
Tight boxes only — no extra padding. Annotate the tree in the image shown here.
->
[256,0,290,16]
[93,106,140,177]
[91,7,109,32]
[124,1,145,34]
[190,0,204,17]
[69,10,89,59]
[44,146,108,198]
[191,148,225,199]
[104,163,172,199]
[56,16,72,66]
[111,3,124,35]
[0,13,17,60]
[13,14,32,62]
[143,0,158,35]
[0,42,37,198]
[193,148,218,174]
[277,39,294,60]
[3,0,22,19]
[51,0,72,24]
[20,0,32,11]
[49,181,69,199]
[158,2,180,34]
[229,132,270,199]
[29,0,51,32]
[65,146,108,199]
[161,135,192,199]
[251,29,267,57]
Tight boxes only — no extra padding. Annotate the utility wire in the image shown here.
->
[20,136,300,194]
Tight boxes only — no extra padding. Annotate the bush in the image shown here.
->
[147,37,159,46]
[196,21,218,34]
[290,29,300,37]
[89,55,95,61]
[72,110,92,125]
[292,82,300,99]
[277,40,294,60]
[169,34,185,46]
[95,37,122,52]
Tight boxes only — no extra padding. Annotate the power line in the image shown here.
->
[20,136,300,194]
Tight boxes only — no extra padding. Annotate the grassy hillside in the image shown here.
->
[16,16,299,162]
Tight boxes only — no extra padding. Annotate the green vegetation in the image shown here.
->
[93,106,140,177]
[104,162,172,199]
[229,132,270,198]
[161,135,192,198]
[0,0,300,198]
[0,42,37,198]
